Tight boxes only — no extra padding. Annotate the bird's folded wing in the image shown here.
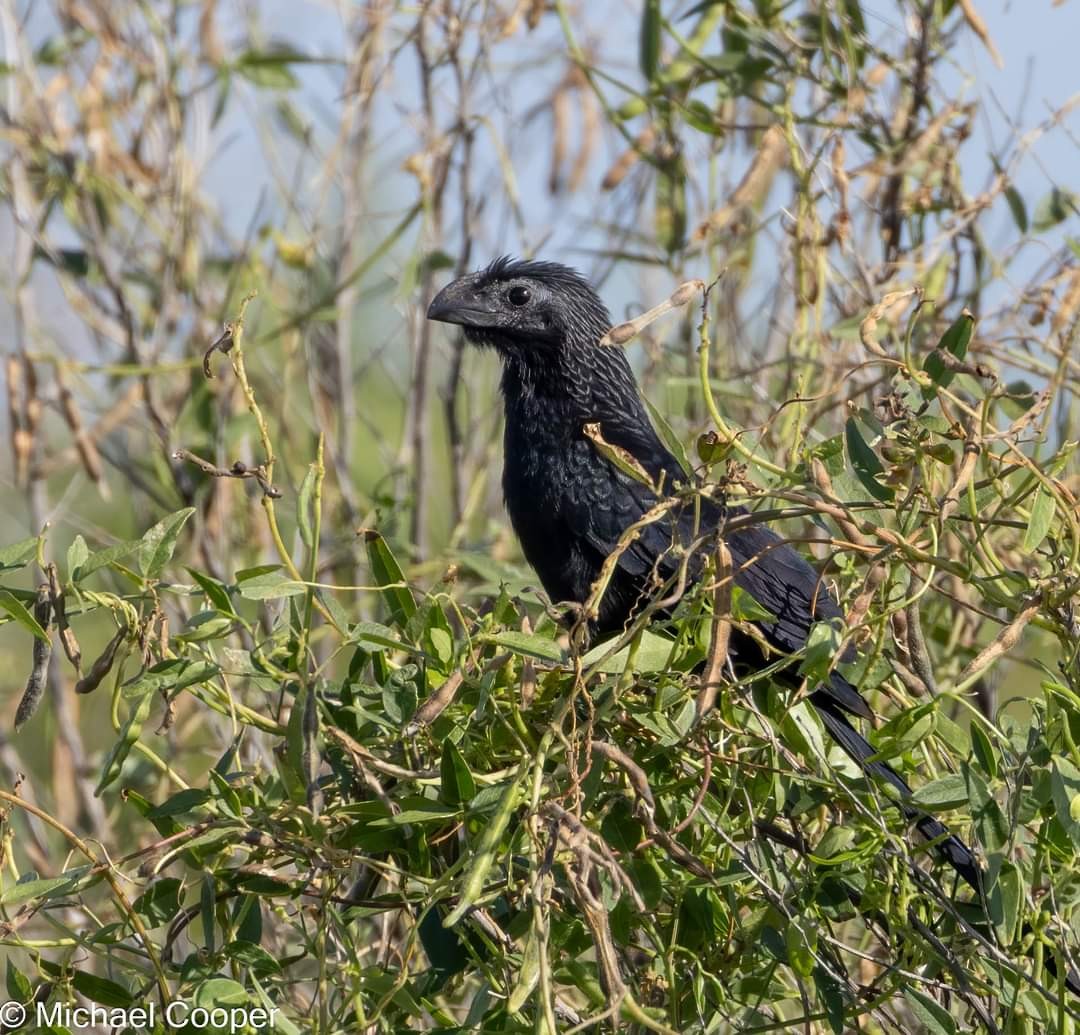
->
[570,433,872,720]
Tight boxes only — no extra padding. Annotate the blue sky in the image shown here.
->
[231,0,1080,307]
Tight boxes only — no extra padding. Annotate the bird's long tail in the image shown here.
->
[811,691,983,894]
[813,689,1080,996]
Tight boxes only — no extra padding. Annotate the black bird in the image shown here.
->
[427,255,978,890]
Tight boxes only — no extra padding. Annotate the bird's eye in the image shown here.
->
[508,285,531,307]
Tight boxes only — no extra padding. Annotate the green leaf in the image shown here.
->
[582,629,677,673]
[67,534,89,580]
[233,896,264,945]
[428,626,453,668]
[194,976,249,1011]
[372,801,461,826]
[0,536,38,572]
[970,722,998,780]
[0,874,75,906]
[923,310,974,393]
[783,700,826,763]
[642,395,691,478]
[96,690,154,795]
[234,563,281,582]
[5,957,32,1003]
[798,621,843,686]
[440,741,477,805]
[251,974,301,1035]
[655,160,687,254]
[810,826,855,864]
[133,878,184,928]
[223,939,282,973]
[364,531,416,631]
[236,569,306,600]
[78,539,139,581]
[121,658,220,699]
[1005,185,1027,233]
[640,0,661,82]
[731,585,777,623]
[35,244,90,276]
[235,50,300,89]
[297,465,317,549]
[177,610,235,642]
[902,987,956,1035]
[910,773,968,810]
[507,923,542,1011]
[1032,187,1078,232]
[318,589,351,633]
[488,631,565,664]
[1051,756,1080,848]
[965,762,1009,861]
[147,788,212,819]
[201,874,217,954]
[990,860,1022,946]
[844,417,893,502]
[1022,485,1055,553]
[0,589,50,642]
[347,621,414,652]
[444,766,525,926]
[815,965,847,1035]
[137,507,195,579]
[188,568,236,615]
[283,684,311,805]
[785,922,817,979]
[71,970,134,1008]
[868,702,936,762]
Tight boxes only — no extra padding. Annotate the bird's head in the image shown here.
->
[426,257,612,358]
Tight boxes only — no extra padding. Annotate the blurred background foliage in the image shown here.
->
[2,0,1080,1031]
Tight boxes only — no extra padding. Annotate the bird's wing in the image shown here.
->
[571,421,871,719]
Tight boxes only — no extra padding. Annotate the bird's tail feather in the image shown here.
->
[811,692,983,894]
[814,691,1080,997]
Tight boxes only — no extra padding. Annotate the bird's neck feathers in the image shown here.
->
[499,333,647,425]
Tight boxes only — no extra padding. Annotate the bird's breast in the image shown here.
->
[501,410,607,608]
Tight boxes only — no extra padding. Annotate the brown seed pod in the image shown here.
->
[56,367,104,490]
[75,623,128,695]
[601,125,656,192]
[14,586,53,731]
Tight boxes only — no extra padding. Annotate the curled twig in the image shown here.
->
[47,563,81,678]
[201,325,235,378]
[589,740,655,811]
[697,538,732,720]
[172,448,282,499]
[325,726,439,781]
[940,439,981,522]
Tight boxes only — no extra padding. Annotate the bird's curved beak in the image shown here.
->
[427,275,498,328]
